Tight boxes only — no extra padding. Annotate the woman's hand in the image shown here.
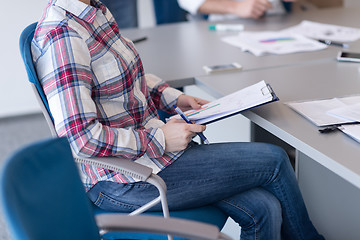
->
[176,94,210,112]
[233,0,272,19]
[160,118,206,152]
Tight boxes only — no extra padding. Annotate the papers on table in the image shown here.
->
[171,80,278,125]
[338,125,360,143]
[328,102,360,122]
[221,20,360,56]
[287,95,360,126]
[222,32,327,56]
[283,20,360,43]
[287,95,360,143]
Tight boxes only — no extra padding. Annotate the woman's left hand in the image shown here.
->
[176,94,210,112]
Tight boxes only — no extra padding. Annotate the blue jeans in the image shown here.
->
[87,142,324,240]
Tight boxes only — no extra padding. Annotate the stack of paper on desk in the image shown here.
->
[287,97,358,127]
[222,31,327,56]
[338,125,360,143]
[328,103,360,142]
[282,20,360,42]
[287,95,360,143]
[172,80,278,125]
[222,20,360,56]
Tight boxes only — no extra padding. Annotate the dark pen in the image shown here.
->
[319,125,339,133]
[132,36,147,44]
[319,122,360,133]
[318,39,349,48]
[173,105,210,144]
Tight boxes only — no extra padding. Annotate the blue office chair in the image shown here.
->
[0,137,231,240]
[153,0,188,25]
[19,22,228,239]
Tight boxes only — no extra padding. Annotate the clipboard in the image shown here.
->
[174,80,279,125]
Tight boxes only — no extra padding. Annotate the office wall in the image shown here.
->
[138,0,156,28]
[0,0,155,119]
[0,0,46,118]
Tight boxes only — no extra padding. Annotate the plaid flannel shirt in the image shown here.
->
[32,0,184,191]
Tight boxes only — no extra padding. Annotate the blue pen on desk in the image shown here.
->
[173,105,210,144]
[318,39,349,48]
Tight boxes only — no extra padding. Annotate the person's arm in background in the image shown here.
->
[177,0,207,15]
[179,0,296,19]
[199,0,272,19]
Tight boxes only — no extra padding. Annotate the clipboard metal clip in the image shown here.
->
[261,84,273,96]
[261,84,278,100]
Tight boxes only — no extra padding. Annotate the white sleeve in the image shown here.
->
[177,0,206,15]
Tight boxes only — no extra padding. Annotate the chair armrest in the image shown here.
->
[73,155,153,181]
[73,155,170,217]
[95,214,232,240]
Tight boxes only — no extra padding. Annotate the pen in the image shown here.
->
[132,36,147,44]
[173,105,210,144]
[318,126,339,133]
[319,122,360,133]
[318,39,349,48]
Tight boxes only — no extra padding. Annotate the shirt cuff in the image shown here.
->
[155,127,166,153]
[178,0,206,15]
[162,87,184,107]
[150,127,166,158]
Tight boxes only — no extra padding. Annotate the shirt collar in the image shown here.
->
[52,0,105,24]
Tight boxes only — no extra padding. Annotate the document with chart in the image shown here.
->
[173,80,278,125]
[222,31,327,56]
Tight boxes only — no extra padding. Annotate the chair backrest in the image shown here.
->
[19,22,57,136]
[153,0,187,25]
[0,137,101,240]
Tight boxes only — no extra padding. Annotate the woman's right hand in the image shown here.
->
[233,0,272,19]
[160,118,206,152]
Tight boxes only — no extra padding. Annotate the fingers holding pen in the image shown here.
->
[160,119,206,152]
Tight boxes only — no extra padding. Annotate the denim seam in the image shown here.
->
[221,198,260,240]
[165,171,271,188]
[97,192,140,210]
[94,192,104,206]
[264,166,281,186]
[264,161,306,240]
[270,179,304,240]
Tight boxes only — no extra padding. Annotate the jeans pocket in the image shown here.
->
[94,191,141,212]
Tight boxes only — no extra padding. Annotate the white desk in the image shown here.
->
[195,60,360,239]
[6,7,360,118]
[124,7,360,239]
[122,7,360,86]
